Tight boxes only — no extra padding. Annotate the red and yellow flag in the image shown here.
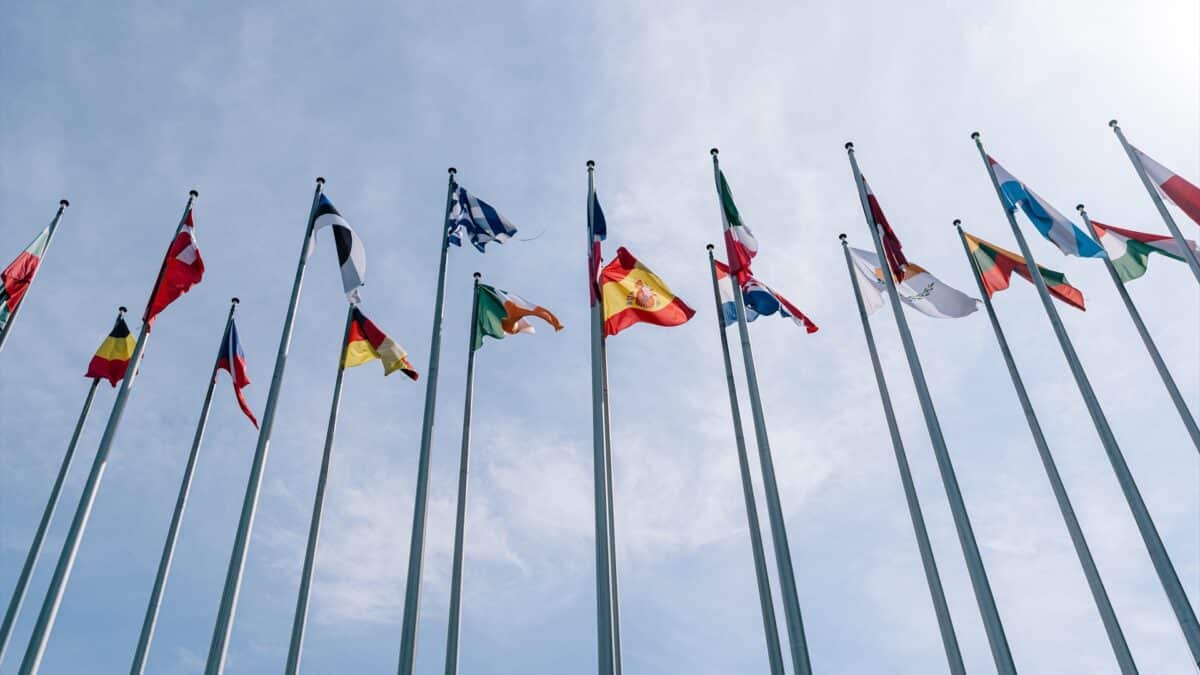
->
[344,307,418,380]
[600,247,695,336]
[86,315,137,386]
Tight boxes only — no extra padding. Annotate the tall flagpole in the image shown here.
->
[0,307,103,666]
[710,149,813,675]
[953,221,1137,673]
[704,245,786,675]
[397,168,460,675]
[206,178,325,675]
[1077,205,1200,454]
[845,142,1017,674]
[0,199,69,353]
[444,273,482,675]
[973,132,1200,667]
[131,299,239,675]
[1108,120,1200,284]
[598,335,623,675]
[20,191,199,675]
[284,303,355,675]
[586,160,616,675]
[838,236,966,675]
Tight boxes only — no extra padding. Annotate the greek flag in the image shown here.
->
[447,185,518,252]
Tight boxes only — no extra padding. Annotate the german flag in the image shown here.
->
[344,307,418,380]
[600,247,695,336]
[86,314,137,386]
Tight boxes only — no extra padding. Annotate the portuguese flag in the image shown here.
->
[343,307,418,380]
[0,224,54,331]
[1091,220,1199,283]
[600,247,695,336]
[86,315,137,386]
[964,233,1085,311]
[474,283,562,350]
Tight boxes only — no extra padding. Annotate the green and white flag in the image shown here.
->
[1092,220,1199,282]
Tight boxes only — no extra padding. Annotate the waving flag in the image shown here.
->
[448,185,518,252]
[850,247,979,319]
[862,176,908,279]
[590,194,607,304]
[1131,147,1200,226]
[216,319,258,428]
[474,283,563,350]
[1092,221,1200,282]
[964,233,1085,310]
[312,194,366,303]
[717,170,758,278]
[86,315,137,386]
[989,156,1104,258]
[600,247,695,336]
[344,307,418,379]
[714,260,817,333]
[145,209,205,325]
[0,224,53,331]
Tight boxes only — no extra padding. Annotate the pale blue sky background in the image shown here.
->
[1,1,1197,673]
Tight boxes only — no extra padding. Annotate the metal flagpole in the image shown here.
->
[599,335,623,675]
[1077,205,1200,454]
[973,132,1200,667]
[845,142,1017,674]
[710,148,813,675]
[20,191,198,675]
[838,236,966,675]
[0,199,68,354]
[586,160,615,675]
[131,299,239,675]
[0,309,102,666]
[397,168,460,675]
[1108,120,1200,285]
[953,221,1137,673]
[284,303,355,675]
[206,178,325,675]
[444,273,482,675]
[705,245,786,675]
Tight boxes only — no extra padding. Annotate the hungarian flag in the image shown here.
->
[1132,146,1200,226]
[600,247,695,336]
[1092,221,1200,283]
[216,319,258,428]
[849,246,979,319]
[989,156,1105,258]
[862,176,908,280]
[714,260,818,333]
[0,224,54,331]
[344,307,418,379]
[86,315,137,386]
[474,283,562,350]
[963,233,1085,311]
[717,169,758,279]
[145,209,204,326]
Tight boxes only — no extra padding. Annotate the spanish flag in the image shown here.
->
[344,307,418,380]
[86,315,137,386]
[600,247,695,336]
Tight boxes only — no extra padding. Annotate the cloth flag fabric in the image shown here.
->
[600,247,695,336]
[343,307,418,379]
[1092,220,1200,283]
[589,194,607,305]
[963,233,1085,311]
[448,185,518,252]
[849,247,980,319]
[1132,146,1200,226]
[216,319,258,428]
[717,169,758,278]
[86,315,137,386]
[0,224,53,331]
[714,260,818,333]
[989,156,1104,258]
[312,194,366,304]
[145,209,205,326]
[862,176,909,279]
[474,283,563,350]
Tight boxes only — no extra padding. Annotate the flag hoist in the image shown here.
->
[0,199,68,353]
[844,143,1017,674]
[972,132,1200,668]
[19,191,204,675]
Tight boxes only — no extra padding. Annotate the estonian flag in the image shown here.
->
[312,194,366,303]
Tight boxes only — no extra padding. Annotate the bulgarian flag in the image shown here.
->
[85,314,137,387]
[1092,221,1200,283]
[343,307,418,379]
[474,283,563,350]
[1133,146,1200,227]
[964,232,1085,311]
[0,224,54,331]
[145,208,205,326]
[600,247,695,336]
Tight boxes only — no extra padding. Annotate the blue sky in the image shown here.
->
[1,1,1197,673]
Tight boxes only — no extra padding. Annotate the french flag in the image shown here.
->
[589,194,607,305]
[1133,146,1200,227]
[216,318,258,428]
[714,260,818,333]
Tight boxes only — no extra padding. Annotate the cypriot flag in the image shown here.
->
[849,246,979,319]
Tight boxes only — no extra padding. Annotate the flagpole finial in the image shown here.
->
[838,233,847,241]
[448,167,457,176]
[952,219,962,227]
[970,131,981,140]
[1075,204,1086,213]
[189,189,199,199]
[1108,119,1119,128]
[710,148,719,156]
[706,243,714,251]
[118,306,128,315]
[316,176,326,185]
[586,160,595,168]
[844,141,854,150]
[59,199,69,208]
[473,272,481,280]
[231,297,240,305]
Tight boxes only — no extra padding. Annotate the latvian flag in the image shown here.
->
[714,260,818,333]
[1132,146,1200,227]
[216,318,258,427]
[448,185,518,253]
[0,224,53,331]
[312,194,366,304]
[145,208,205,326]
[716,169,758,279]
[863,176,908,280]
[1092,221,1199,283]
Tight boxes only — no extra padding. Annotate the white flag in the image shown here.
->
[850,247,979,319]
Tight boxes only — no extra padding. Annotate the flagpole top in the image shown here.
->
[710,148,719,156]
[838,233,847,241]
[473,272,481,280]
[118,306,128,315]
[59,199,69,208]
[586,160,595,169]
[1108,119,1119,128]
[1075,203,1086,213]
[231,297,240,305]
[970,131,981,140]
[315,177,326,185]
[706,243,715,251]
[448,167,457,176]
[952,219,962,226]
[189,189,199,198]
[844,141,854,150]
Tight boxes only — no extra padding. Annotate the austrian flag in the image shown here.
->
[145,206,204,326]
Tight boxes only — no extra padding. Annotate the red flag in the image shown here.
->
[863,176,908,280]
[145,209,204,326]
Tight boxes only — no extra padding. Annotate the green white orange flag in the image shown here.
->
[0,224,53,331]
[1091,220,1199,283]
[474,283,562,350]
[964,232,1085,311]
[343,307,418,379]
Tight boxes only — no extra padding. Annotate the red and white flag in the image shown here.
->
[1133,146,1200,227]
[145,209,204,326]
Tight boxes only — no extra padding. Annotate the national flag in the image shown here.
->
[86,315,137,387]
[989,156,1105,258]
[862,176,908,279]
[717,169,758,278]
[474,283,563,350]
[344,307,418,379]
[311,194,366,304]
[849,247,980,319]
[714,260,817,333]
[600,247,695,336]
[1092,220,1200,282]
[145,209,205,326]
[963,233,1085,311]
[590,194,607,305]
[0,224,53,331]
[1131,146,1200,226]
[448,185,518,252]
[216,319,258,428]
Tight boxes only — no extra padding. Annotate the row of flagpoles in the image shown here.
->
[0,118,1197,674]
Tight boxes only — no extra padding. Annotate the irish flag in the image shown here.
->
[474,283,563,350]
[1133,146,1200,227]
[1091,221,1200,283]
[964,232,1085,311]
[0,224,54,332]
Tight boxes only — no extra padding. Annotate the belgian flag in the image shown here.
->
[86,314,136,386]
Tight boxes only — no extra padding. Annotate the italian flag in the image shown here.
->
[1133,146,1200,227]
[1091,221,1199,283]
[474,284,562,350]
[0,224,54,331]
[964,233,1085,311]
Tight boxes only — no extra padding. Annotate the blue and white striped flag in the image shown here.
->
[447,185,518,252]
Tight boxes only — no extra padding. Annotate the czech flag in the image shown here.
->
[1132,146,1200,227]
[145,208,205,326]
[344,307,418,380]
[216,318,258,428]
[86,315,137,387]
[600,247,694,336]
